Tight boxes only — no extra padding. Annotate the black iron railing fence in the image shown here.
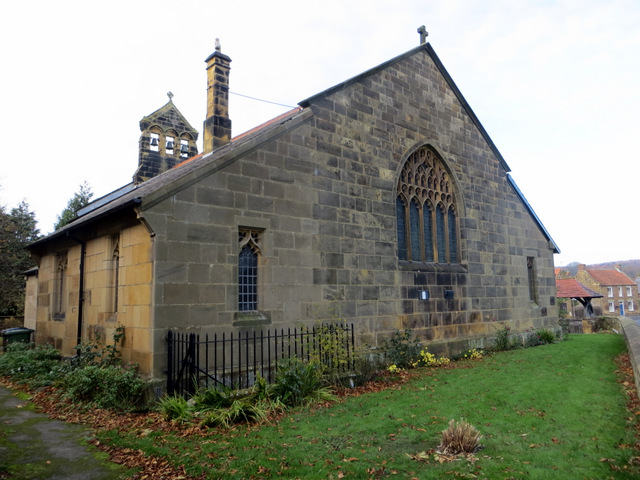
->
[166,323,355,396]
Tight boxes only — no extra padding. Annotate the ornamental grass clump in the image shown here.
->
[200,398,269,428]
[157,393,192,423]
[437,418,483,455]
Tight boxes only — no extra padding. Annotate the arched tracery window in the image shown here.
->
[396,146,460,263]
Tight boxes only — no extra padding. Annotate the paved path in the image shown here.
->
[0,385,131,480]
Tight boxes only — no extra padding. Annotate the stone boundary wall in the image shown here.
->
[620,317,640,399]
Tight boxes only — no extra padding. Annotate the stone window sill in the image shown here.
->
[233,310,271,327]
[398,261,468,274]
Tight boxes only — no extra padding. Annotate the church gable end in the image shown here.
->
[142,39,557,358]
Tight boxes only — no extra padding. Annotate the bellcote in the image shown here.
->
[134,94,199,184]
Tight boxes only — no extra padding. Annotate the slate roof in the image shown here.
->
[556,278,603,299]
[584,269,635,286]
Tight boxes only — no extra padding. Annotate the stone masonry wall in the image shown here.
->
[143,49,557,378]
[33,223,154,375]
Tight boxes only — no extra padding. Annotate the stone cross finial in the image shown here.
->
[418,25,428,44]
[167,91,174,101]
[215,38,221,52]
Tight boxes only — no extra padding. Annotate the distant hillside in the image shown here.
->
[559,259,640,280]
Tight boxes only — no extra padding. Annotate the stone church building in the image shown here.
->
[25,35,559,380]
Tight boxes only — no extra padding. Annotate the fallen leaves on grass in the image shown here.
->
[613,352,640,473]
[406,449,480,465]
[2,351,638,479]
[95,442,204,479]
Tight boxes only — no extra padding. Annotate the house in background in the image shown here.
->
[555,277,603,334]
[25,33,559,381]
[575,265,638,315]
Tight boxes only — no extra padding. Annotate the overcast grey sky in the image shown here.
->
[1,0,638,267]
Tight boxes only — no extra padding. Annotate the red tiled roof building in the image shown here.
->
[575,265,638,316]
[556,278,602,317]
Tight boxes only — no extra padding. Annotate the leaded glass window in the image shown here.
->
[436,204,446,262]
[238,230,261,311]
[448,206,457,263]
[396,198,407,261]
[396,146,460,263]
[410,200,421,262]
[423,203,434,262]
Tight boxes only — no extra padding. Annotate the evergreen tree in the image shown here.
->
[0,200,40,316]
[54,181,94,230]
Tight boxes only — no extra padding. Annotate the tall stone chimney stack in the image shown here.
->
[203,39,232,154]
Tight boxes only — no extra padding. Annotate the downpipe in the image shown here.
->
[66,232,86,349]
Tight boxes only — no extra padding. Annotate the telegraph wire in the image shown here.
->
[229,91,296,109]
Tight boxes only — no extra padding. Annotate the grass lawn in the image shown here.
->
[98,334,639,479]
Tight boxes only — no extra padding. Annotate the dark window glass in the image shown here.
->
[396,197,407,261]
[527,256,538,303]
[410,200,420,261]
[238,245,258,311]
[423,203,434,262]
[448,207,457,263]
[436,204,446,262]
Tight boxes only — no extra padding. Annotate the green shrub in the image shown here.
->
[558,316,570,335]
[307,323,353,385]
[200,398,269,428]
[535,327,556,344]
[157,394,193,422]
[71,324,125,368]
[382,329,422,369]
[252,372,274,400]
[522,332,538,347]
[413,348,451,367]
[450,348,483,362]
[594,316,619,333]
[62,364,147,411]
[271,357,334,407]
[491,322,512,351]
[347,351,383,387]
[0,343,64,387]
[192,385,237,410]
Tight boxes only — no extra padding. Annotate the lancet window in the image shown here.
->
[238,229,261,311]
